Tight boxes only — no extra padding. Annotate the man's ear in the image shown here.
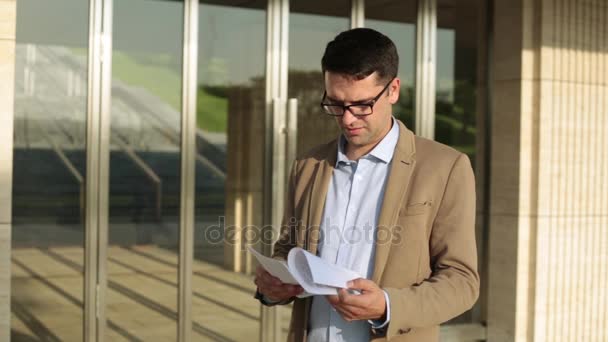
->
[388,77,401,104]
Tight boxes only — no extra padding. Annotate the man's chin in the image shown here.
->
[344,136,368,147]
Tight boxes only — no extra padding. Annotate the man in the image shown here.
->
[254,28,479,342]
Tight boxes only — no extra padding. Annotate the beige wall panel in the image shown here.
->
[0,2,14,340]
[0,224,10,342]
[493,1,524,82]
[0,38,14,224]
[489,80,522,217]
[490,0,608,340]
[0,0,15,40]
[535,79,556,216]
[517,78,539,217]
[487,214,519,341]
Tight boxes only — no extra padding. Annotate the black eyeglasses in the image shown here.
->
[320,77,395,117]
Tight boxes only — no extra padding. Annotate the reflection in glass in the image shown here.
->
[11,0,88,340]
[289,1,350,155]
[284,2,350,338]
[193,3,266,341]
[366,0,417,131]
[435,0,481,167]
[436,0,486,325]
[107,0,183,340]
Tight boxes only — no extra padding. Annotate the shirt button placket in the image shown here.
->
[337,162,358,268]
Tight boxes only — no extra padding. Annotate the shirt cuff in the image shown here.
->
[368,290,390,329]
[254,288,280,305]
[263,294,280,304]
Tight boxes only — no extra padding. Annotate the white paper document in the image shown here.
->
[248,246,361,298]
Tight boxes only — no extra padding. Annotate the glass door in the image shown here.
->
[288,1,351,155]
[193,2,267,341]
[271,0,352,337]
[366,0,418,131]
[11,0,89,340]
[106,0,184,340]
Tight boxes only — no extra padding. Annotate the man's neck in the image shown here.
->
[344,120,393,161]
[345,144,375,161]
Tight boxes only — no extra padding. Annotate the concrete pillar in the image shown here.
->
[0,0,15,339]
[488,0,608,340]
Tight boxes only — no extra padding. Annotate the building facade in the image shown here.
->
[0,0,606,341]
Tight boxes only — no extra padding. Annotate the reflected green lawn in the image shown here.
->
[111,50,229,133]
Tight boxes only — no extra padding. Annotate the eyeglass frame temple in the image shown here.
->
[319,77,395,117]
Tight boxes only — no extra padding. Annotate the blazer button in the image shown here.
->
[398,328,412,334]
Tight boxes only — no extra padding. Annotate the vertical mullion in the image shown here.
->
[96,0,113,340]
[263,0,277,262]
[84,0,103,340]
[350,0,365,29]
[415,0,437,139]
[261,0,288,341]
[178,0,198,341]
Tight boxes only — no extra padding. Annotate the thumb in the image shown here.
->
[347,278,376,291]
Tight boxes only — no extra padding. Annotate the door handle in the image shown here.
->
[286,98,298,169]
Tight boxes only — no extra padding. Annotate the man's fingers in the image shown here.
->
[334,307,353,321]
[335,288,369,307]
[333,304,363,321]
[261,283,302,299]
[287,285,303,294]
[254,268,304,302]
[255,265,265,277]
[347,278,377,292]
[256,269,283,288]
[325,295,340,305]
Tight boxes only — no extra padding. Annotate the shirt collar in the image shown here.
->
[336,117,400,166]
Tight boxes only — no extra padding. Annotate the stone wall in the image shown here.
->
[0,0,15,339]
[488,0,608,340]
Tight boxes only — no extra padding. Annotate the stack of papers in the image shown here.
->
[248,247,362,298]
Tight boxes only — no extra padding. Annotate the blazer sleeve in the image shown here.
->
[383,153,480,339]
[273,159,298,260]
[256,160,299,307]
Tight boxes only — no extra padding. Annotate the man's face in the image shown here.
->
[324,72,400,152]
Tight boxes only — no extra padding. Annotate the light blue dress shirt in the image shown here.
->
[307,118,399,342]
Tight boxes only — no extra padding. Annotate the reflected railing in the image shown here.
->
[38,122,85,224]
[112,134,163,221]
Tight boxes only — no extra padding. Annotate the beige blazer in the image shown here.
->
[271,120,479,341]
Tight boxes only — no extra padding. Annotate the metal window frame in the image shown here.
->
[178,0,198,341]
[350,0,365,28]
[89,0,197,341]
[95,1,113,338]
[260,0,289,341]
[84,0,112,339]
[415,0,437,139]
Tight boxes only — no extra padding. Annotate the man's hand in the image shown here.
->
[254,265,303,302]
[326,278,387,322]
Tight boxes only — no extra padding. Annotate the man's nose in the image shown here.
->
[341,109,358,126]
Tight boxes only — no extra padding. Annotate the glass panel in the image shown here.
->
[11,0,88,340]
[193,2,266,341]
[435,0,482,165]
[289,1,351,155]
[436,0,486,324]
[366,0,418,131]
[107,0,183,340]
[283,0,350,337]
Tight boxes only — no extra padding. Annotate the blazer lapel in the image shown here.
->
[371,121,417,284]
[305,142,337,255]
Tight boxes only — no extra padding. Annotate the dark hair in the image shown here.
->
[321,28,399,83]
